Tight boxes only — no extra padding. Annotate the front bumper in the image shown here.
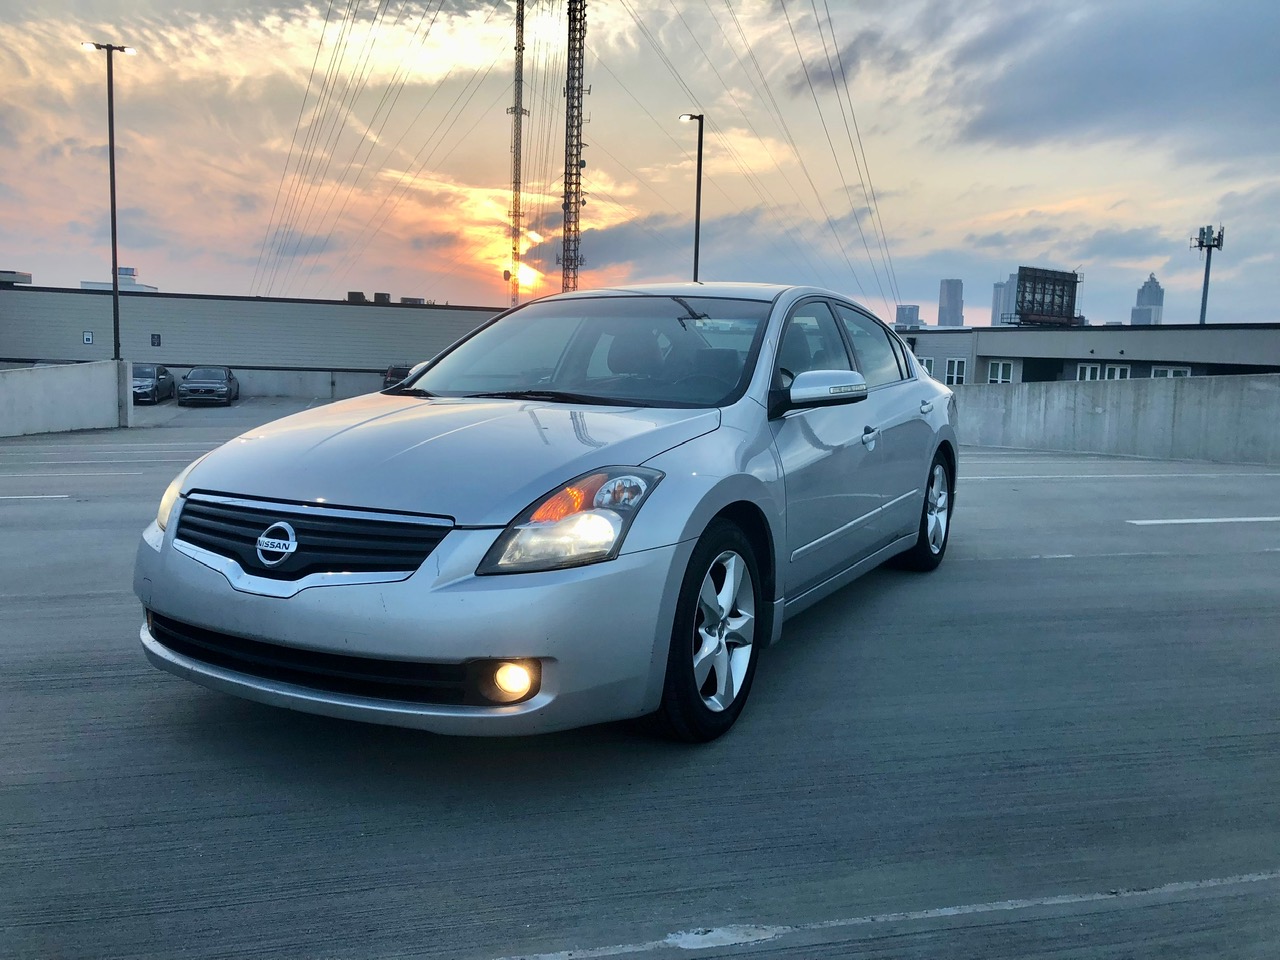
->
[135,515,692,735]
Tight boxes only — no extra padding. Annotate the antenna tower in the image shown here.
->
[1190,224,1224,325]
[560,0,587,291]
[506,0,528,307]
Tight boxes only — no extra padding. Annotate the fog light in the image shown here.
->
[494,662,532,698]
[476,659,539,704]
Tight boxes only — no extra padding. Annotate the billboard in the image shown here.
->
[1014,267,1083,326]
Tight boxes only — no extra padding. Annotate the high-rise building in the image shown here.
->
[991,273,1018,325]
[938,279,964,326]
[895,304,921,326]
[1131,273,1164,325]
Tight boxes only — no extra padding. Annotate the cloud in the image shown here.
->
[1070,226,1172,262]
[965,226,1062,249]
[786,29,910,95]
[944,1,1280,159]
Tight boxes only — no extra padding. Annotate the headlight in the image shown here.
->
[156,455,208,531]
[477,466,663,574]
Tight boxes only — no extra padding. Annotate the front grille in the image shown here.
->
[148,612,472,705]
[175,495,449,581]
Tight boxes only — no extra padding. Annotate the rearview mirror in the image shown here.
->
[770,369,868,418]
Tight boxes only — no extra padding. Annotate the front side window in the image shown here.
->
[774,301,851,388]
[945,358,966,385]
[835,304,904,388]
[412,296,771,408]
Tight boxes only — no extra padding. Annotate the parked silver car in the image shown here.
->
[132,364,176,404]
[135,283,957,741]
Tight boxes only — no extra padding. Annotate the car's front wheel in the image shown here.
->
[654,519,763,742]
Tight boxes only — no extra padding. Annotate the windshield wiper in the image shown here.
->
[670,296,709,329]
[383,386,435,397]
[465,389,642,406]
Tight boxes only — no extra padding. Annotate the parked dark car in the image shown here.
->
[177,366,240,406]
[132,364,176,404]
[382,363,414,389]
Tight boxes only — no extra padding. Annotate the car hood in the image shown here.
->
[183,394,720,526]
[181,378,227,386]
[132,377,157,385]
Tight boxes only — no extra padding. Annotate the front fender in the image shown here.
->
[621,418,786,605]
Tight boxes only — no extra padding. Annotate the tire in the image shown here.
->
[892,450,953,572]
[653,519,765,742]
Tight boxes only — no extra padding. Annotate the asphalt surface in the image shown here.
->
[3,398,1279,959]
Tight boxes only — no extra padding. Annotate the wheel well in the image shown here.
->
[713,501,776,611]
[937,439,956,481]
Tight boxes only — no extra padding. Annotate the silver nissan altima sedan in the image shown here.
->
[134,283,957,741]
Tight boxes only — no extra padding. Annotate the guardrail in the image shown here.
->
[956,373,1280,465]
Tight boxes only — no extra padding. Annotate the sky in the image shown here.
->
[0,0,1276,325]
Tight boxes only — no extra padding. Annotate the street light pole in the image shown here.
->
[82,41,135,361]
[679,113,704,282]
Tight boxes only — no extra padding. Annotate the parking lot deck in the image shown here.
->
[3,407,1278,959]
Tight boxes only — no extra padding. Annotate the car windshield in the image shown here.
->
[134,365,156,377]
[410,295,771,407]
[188,367,227,380]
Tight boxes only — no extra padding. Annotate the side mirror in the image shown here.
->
[770,369,868,418]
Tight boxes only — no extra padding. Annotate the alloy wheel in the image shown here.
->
[926,463,950,554]
[692,550,756,712]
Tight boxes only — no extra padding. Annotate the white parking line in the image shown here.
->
[490,869,1280,960]
[0,495,70,500]
[0,471,145,478]
[1128,516,1280,526]
[966,473,1280,481]
[0,459,196,465]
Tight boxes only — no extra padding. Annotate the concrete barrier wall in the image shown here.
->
[167,368,383,399]
[0,361,126,437]
[956,374,1280,465]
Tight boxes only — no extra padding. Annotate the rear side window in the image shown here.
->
[833,304,904,388]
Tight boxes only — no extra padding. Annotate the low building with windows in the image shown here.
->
[899,323,1280,385]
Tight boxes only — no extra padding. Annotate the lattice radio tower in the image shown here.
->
[505,0,528,307]
[559,0,588,291]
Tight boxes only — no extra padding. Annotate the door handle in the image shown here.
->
[920,400,934,414]
[861,426,879,445]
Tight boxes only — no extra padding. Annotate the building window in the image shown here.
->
[945,358,966,385]
[987,360,1013,384]
[1104,364,1130,380]
[1077,363,1101,381]
[1151,366,1191,378]
[917,356,934,376]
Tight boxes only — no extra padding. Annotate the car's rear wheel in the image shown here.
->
[653,519,763,742]
[893,450,952,572]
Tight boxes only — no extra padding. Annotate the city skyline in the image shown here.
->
[0,0,1276,325]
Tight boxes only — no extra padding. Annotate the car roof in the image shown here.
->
[534,281,871,311]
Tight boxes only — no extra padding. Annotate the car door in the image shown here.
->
[770,300,889,597]
[157,366,172,397]
[833,302,934,542]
